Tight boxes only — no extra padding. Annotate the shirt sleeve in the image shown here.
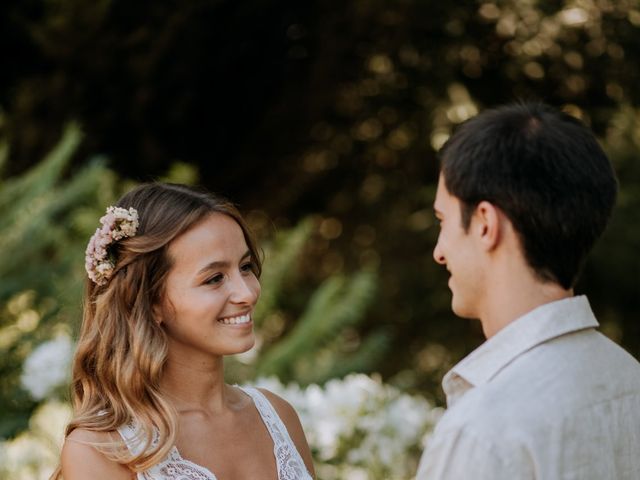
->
[416,425,534,480]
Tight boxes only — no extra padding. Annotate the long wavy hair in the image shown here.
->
[52,183,262,478]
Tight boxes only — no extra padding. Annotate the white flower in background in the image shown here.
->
[253,374,443,479]
[0,401,71,480]
[20,334,73,400]
[4,373,441,480]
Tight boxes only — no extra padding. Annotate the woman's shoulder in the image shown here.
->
[253,387,315,478]
[254,388,299,423]
[62,428,133,480]
[65,427,114,443]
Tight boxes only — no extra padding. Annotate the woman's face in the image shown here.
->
[159,213,260,359]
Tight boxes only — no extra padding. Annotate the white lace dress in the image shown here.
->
[117,387,313,480]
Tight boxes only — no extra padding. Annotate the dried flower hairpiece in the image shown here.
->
[85,206,139,285]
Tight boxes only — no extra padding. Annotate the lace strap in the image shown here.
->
[240,386,312,479]
[115,421,152,480]
[116,421,217,480]
[117,420,146,456]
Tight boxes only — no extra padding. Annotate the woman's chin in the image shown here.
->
[228,335,256,355]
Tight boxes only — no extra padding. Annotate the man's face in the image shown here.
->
[433,174,485,319]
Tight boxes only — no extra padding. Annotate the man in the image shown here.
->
[416,103,640,479]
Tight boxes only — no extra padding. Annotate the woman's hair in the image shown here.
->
[53,183,262,477]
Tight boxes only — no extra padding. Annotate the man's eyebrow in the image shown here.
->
[196,251,252,276]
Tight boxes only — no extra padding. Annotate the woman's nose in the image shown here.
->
[229,274,259,304]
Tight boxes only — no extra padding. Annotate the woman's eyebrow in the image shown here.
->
[197,260,229,276]
[196,251,252,276]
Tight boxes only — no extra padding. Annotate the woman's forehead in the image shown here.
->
[167,214,248,271]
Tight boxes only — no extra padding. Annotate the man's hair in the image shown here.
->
[439,102,618,289]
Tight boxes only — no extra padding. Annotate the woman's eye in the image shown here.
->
[240,262,254,273]
[206,274,224,285]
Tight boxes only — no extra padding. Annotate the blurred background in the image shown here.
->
[1,0,639,478]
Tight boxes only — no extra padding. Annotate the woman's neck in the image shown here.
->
[159,347,229,414]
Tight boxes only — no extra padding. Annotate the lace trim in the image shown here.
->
[240,387,312,480]
[116,387,312,480]
[150,448,217,480]
[117,421,218,480]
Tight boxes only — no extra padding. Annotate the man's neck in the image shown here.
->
[480,277,573,338]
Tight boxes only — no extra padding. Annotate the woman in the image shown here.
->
[56,183,315,479]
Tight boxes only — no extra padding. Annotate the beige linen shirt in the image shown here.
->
[416,296,640,480]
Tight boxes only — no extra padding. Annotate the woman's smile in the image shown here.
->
[217,313,253,326]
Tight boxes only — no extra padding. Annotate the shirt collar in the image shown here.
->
[442,295,599,407]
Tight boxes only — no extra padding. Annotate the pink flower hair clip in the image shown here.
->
[85,206,139,285]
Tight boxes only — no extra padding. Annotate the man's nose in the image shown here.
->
[433,241,446,265]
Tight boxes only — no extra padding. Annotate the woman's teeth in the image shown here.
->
[218,314,251,325]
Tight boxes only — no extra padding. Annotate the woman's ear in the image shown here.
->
[152,304,163,325]
[474,200,501,251]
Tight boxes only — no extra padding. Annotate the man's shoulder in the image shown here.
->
[422,325,640,480]
[522,327,640,394]
[438,327,640,438]
[495,326,640,386]
[435,383,522,440]
[584,329,640,370]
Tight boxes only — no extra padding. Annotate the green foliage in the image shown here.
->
[257,270,379,383]
[225,219,386,386]
[0,142,7,175]
[0,125,118,438]
[3,0,640,401]
[2,3,640,466]
[0,127,385,443]
[252,219,315,323]
[0,125,204,441]
[581,104,640,355]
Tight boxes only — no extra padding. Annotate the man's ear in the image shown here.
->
[473,200,501,251]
